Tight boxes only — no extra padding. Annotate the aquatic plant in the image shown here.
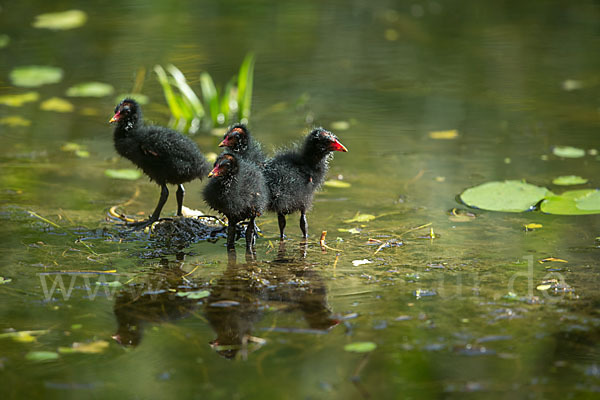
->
[154,53,255,133]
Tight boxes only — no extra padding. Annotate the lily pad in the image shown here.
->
[324,179,351,188]
[553,146,585,158]
[344,341,377,353]
[177,290,210,299]
[25,351,59,361]
[460,181,551,212]
[541,189,600,215]
[0,116,31,127]
[575,190,600,211]
[66,82,114,97]
[40,97,74,112]
[104,169,142,180]
[552,175,588,186]
[10,66,63,88]
[32,10,87,30]
[0,92,40,107]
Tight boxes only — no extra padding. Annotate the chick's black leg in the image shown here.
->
[128,184,168,230]
[226,220,237,251]
[278,213,286,240]
[299,211,308,239]
[245,217,256,251]
[176,184,185,216]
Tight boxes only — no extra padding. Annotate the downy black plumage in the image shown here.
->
[110,98,210,228]
[264,128,348,239]
[203,153,268,251]
[218,123,266,166]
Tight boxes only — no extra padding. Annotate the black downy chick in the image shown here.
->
[110,98,210,228]
[203,153,268,251]
[218,124,266,166]
[264,128,348,239]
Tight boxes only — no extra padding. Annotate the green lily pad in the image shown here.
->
[25,351,59,361]
[66,82,114,97]
[0,116,31,127]
[460,181,551,212]
[324,179,351,188]
[552,175,588,186]
[32,10,87,30]
[40,97,74,112]
[176,290,210,299]
[553,146,585,158]
[575,190,600,211]
[0,92,40,107]
[344,341,377,353]
[104,169,142,180]
[0,34,10,49]
[10,66,63,88]
[541,189,600,215]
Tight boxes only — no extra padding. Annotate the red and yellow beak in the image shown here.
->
[208,166,220,178]
[218,137,229,147]
[329,139,348,152]
[109,112,121,124]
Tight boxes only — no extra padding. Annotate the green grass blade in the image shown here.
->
[220,76,236,125]
[154,65,183,120]
[200,72,220,125]
[237,52,255,121]
[166,64,205,119]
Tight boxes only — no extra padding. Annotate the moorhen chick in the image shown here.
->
[218,123,265,166]
[264,128,347,239]
[109,98,210,228]
[203,153,268,251]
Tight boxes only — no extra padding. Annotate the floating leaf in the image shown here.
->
[104,169,142,180]
[324,179,351,188]
[539,257,568,263]
[331,121,350,131]
[25,351,59,361]
[344,213,376,223]
[32,10,87,30]
[575,190,600,211]
[0,92,39,106]
[429,129,458,140]
[0,330,49,343]
[541,189,600,215]
[552,175,588,186]
[0,116,31,127]
[460,181,551,212]
[177,290,210,299]
[562,79,583,91]
[344,341,377,353]
[71,324,82,330]
[115,93,149,105]
[0,34,9,48]
[58,340,109,354]
[536,284,552,291]
[524,223,542,230]
[553,146,585,158]
[10,66,63,87]
[338,227,361,234]
[352,259,372,266]
[0,277,12,284]
[40,97,74,112]
[95,280,122,287]
[66,82,114,97]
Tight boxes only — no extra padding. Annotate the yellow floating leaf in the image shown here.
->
[324,179,351,188]
[524,223,543,230]
[429,129,458,140]
[0,92,39,107]
[58,340,109,354]
[0,116,31,127]
[338,227,361,234]
[40,97,74,112]
[538,257,568,263]
[536,284,552,291]
[344,213,376,223]
[33,10,87,30]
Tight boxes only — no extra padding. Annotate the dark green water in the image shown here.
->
[1,1,600,399]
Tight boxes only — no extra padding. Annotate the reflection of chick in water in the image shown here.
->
[205,243,339,359]
[112,258,199,346]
